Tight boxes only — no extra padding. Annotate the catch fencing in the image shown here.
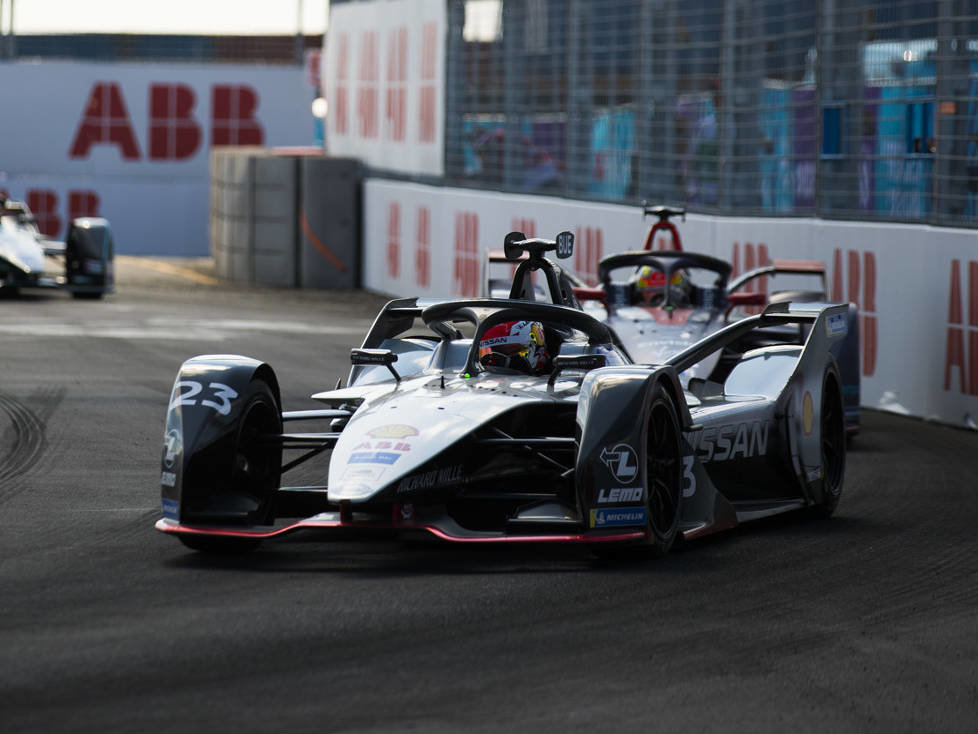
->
[437,0,978,228]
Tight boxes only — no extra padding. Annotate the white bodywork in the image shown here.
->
[0,214,47,275]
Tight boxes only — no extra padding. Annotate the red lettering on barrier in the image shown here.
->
[150,84,201,160]
[453,212,479,297]
[419,22,438,143]
[386,202,401,279]
[416,206,430,288]
[574,226,603,286]
[26,190,61,237]
[731,242,771,314]
[385,27,407,142]
[212,85,263,146]
[334,33,350,135]
[357,31,379,139]
[832,248,878,377]
[971,261,978,328]
[944,259,978,395]
[69,191,100,219]
[69,82,141,160]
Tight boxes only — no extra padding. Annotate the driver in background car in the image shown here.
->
[478,320,552,375]
[633,266,693,308]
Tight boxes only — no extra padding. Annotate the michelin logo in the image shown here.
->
[589,507,647,528]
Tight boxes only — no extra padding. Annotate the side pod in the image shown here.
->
[161,355,282,526]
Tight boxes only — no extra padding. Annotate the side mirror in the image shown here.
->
[555,231,574,259]
[548,353,606,386]
[503,231,526,261]
[351,348,401,382]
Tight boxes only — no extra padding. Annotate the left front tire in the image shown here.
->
[645,384,683,554]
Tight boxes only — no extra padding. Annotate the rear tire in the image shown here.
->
[813,375,846,517]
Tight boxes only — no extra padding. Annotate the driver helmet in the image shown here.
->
[634,266,689,306]
[478,320,550,374]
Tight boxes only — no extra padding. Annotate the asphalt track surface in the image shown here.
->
[2,259,977,733]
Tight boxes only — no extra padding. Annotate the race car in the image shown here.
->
[0,195,114,298]
[156,232,848,556]
[567,204,861,435]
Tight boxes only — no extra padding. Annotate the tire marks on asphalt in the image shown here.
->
[0,388,65,500]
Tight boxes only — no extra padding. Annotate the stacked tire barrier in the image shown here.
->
[210,148,360,288]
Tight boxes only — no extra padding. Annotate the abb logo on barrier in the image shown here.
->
[385,202,431,288]
[945,260,978,396]
[334,25,438,143]
[69,81,264,161]
[27,190,100,237]
[454,212,479,297]
[832,249,877,377]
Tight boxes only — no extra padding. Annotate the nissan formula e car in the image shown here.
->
[156,233,848,556]
[0,196,113,298]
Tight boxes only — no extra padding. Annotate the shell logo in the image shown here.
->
[368,424,419,439]
[802,391,815,436]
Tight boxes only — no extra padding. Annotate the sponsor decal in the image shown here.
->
[353,440,412,452]
[589,507,647,528]
[341,465,387,483]
[688,420,770,463]
[826,312,848,338]
[161,498,179,520]
[160,471,177,488]
[802,391,815,436]
[349,451,401,465]
[597,487,643,503]
[397,464,464,493]
[163,428,182,469]
[599,443,639,484]
[368,424,419,439]
[807,467,823,482]
[400,503,414,522]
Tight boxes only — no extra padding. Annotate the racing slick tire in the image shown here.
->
[811,373,846,518]
[592,383,683,560]
[178,378,281,554]
[644,385,683,555]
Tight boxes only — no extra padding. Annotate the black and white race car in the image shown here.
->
[156,232,848,557]
[0,196,113,298]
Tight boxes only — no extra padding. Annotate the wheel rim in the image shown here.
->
[647,400,681,537]
[821,385,844,495]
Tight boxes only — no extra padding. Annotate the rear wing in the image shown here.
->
[727,259,826,295]
[666,301,848,375]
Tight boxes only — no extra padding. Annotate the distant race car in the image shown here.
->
[0,195,114,298]
[566,204,861,435]
[156,232,848,557]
